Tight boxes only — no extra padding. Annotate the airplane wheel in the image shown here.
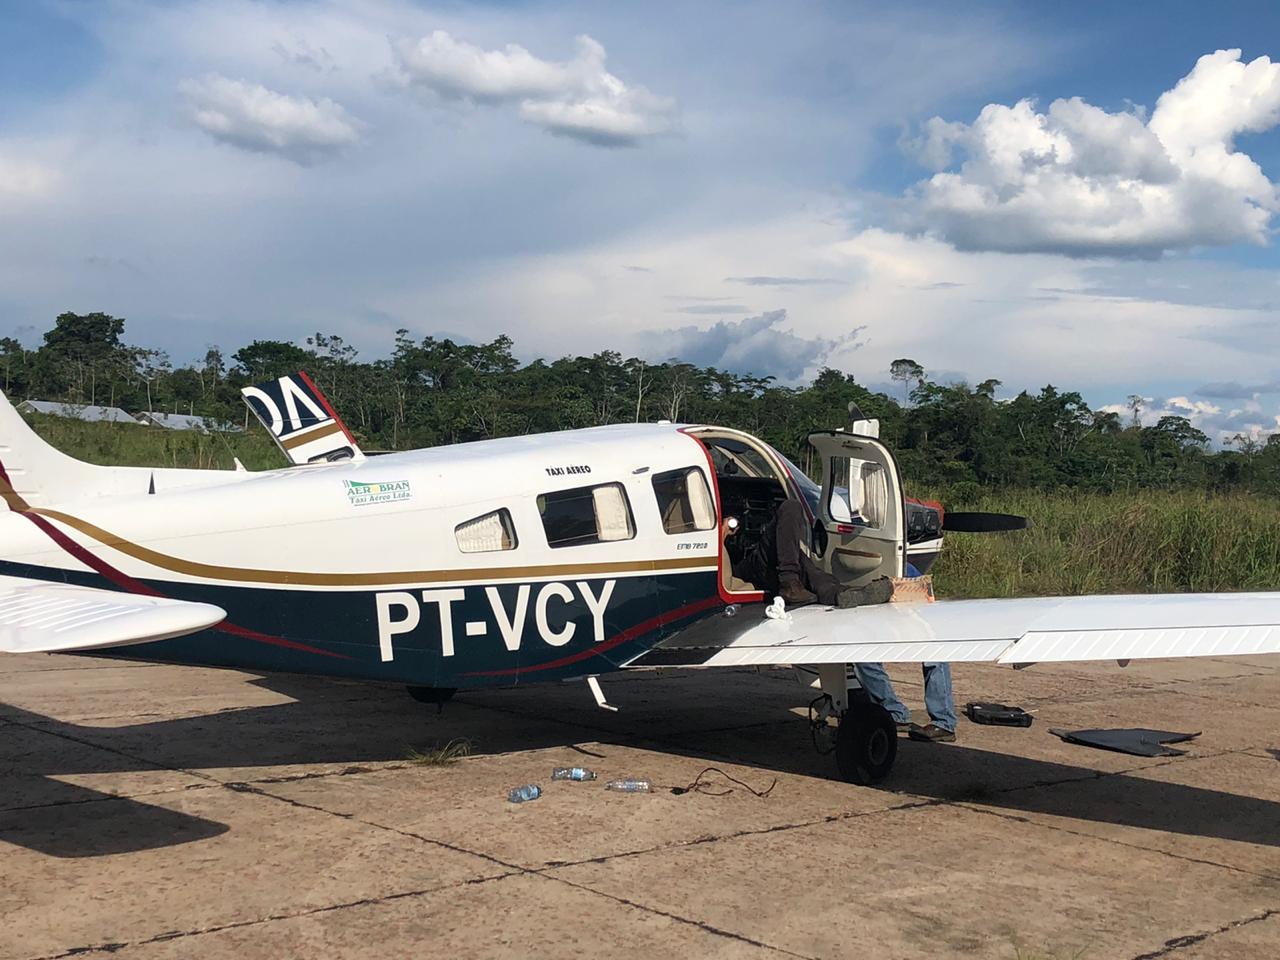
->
[834,702,897,785]
[406,686,456,706]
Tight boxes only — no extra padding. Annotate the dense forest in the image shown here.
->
[4,310,1279,497]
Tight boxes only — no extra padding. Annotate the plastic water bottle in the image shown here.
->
[605,778,652,793]
[508,784,541,803]
[551,767,597,781]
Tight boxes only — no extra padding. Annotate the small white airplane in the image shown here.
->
[3,374,1279,784]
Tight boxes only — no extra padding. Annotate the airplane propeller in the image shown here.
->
[941,511,1029,533]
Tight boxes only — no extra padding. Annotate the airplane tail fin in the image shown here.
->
[0,390,106,511]
[241,371,364,465]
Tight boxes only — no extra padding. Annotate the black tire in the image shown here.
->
[406,686,457,706]
[834,702,898,785]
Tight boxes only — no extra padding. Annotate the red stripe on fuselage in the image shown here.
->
[17,511,349,660]
[22,511,164,597]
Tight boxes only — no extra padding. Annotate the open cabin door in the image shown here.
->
[808,431,906,587]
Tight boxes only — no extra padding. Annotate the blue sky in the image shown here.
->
[3,1,1280,441]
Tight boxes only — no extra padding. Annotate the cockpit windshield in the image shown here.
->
[772,449,821,516]
[704,437,776,479]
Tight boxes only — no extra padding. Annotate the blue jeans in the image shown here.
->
[855,662,956,732]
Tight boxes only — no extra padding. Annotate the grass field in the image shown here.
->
[24,412,283,471]
[931,488,1280,597]
[24,413,1280,597]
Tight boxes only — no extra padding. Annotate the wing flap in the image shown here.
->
[702,639,1014,667]
[638,593,1280,667]
[0,576,226,654]
[1001,625,1280,663]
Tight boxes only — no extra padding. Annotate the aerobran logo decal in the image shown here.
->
[344,479,412,507]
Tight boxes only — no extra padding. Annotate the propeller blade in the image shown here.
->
[943,511,1029,533]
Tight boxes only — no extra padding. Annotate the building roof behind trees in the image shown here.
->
[17,400,138,424]
[134,411,242,432]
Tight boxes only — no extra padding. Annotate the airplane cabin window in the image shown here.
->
[828,458,856,523]
[538,483,636,548]
[860,462,889,528]
[652,467,716,534]
[827,459,887,528]
[455,509,518,553]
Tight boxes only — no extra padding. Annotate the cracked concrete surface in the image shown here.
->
[2,655,1278,959]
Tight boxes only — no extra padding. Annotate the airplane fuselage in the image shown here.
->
[0,423,742,686]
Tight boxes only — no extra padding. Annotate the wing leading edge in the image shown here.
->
[632,593,1280,668]
[0,576,226,654]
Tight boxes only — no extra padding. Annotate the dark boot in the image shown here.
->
[778,577,816,607]
[836,577,894,609]
[908,723,956,743]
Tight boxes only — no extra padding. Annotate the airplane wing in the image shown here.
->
[0,576,226,654]
[634,593,1280,667]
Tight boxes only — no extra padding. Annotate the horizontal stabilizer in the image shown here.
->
[0,576,226,654]
[632,593,1280,668]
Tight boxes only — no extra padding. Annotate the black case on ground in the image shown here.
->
[963,701,1034,727]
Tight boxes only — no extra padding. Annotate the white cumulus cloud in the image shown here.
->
[903,49,1280,257]
[392,31,677,146]
[179,74,361,165]
[1098,394,1280,445]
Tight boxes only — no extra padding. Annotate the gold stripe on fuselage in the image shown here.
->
[0,487,29,512]
[0,469,31,512]
[33,508,715,588]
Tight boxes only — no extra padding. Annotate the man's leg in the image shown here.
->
[771,499,807,582]
[771,500,817,604]
[802,558,841,605]
[922,662,957,731]
[854,663,911,726]
[908,661,958,742]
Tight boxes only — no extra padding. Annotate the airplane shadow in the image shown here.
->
[0,780,229,858]
[3,668,1278,857]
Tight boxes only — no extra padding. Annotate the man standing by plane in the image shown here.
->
[857,661,957,743]
[725,506,955,739]
[855,563,957,742]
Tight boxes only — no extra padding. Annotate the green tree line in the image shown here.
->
[4,311,1278,495]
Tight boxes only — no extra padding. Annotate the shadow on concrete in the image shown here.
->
[0,779,229,858]
[3,668,1277,856]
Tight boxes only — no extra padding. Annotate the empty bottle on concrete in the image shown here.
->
[604,778,652,793]
[507,784,541,803]
[551,767,597,781]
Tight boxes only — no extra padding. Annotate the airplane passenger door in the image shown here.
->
[807,431,906,587]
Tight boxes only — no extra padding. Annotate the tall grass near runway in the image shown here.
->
[931,489,1280,597]
[24,413,282,471]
